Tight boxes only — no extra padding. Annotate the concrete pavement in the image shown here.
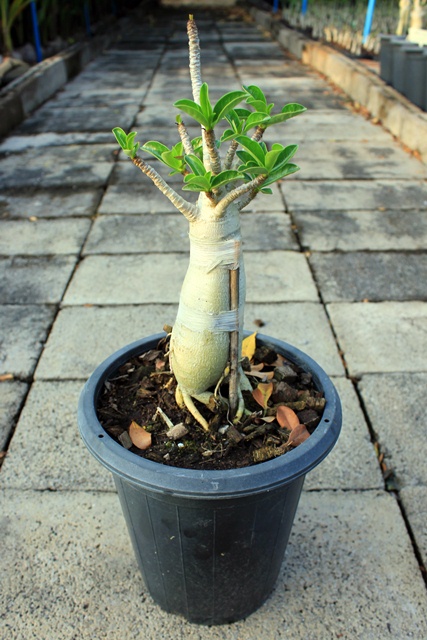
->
[0,4,427,638]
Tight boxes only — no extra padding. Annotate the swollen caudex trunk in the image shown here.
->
[170,194,244,403]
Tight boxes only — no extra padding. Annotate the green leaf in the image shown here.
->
[174,99,210,128]
[263,163,300,186]
[242,112,270,133]
[141,140,169,162]
[260,187,273,194]
[161,148,185,172]
[276,143,299,166]
[185,154,206,176]
[112,127,128,149]
[213,90,247,125]
[243,85,267,105]
[246,98,270,114]
[220,128,237,143]
[234,108,252,120]
[235,135,266,166]
[182,175,212,192]
[199,83,213,126]
[265,146,285,172]
[210,170,244,190]
[266,103,307,126]
[225,109,242,132]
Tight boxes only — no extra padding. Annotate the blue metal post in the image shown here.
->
[30,2,43,62]
[84,2,92,37]
[301,0,309,16]
[362,0,377,44]
[273,0,280,13]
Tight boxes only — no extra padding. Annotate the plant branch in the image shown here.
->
[177,120,194,157]
[187,16,202,104]
[215,174,267,217]
[204,129,222,174]
[132,155,199,222]
[252,125,266,142]
[224,139,239,170]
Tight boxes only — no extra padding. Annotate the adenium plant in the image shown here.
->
[113,16,306,431]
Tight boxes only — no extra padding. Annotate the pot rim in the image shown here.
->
[78,332,342,499]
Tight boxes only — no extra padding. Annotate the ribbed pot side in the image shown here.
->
[78,333,342,625]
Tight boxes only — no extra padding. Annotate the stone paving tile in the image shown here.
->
[0,219,91,255]
[82,212,297,255]
[0,381,28,451]
[0,381,113,492]
[0,256,76,304]
[310,252,427,302]
[359,373,427,488]
[1,489,426,639]
[0,145,116,189]
[34,302,344,380]
[0,305,55,378]
[0,132,113,153]
[305,377,383,490]
[17,105,139,135]
[294,209,427,251]
[284,180,427,211]
[400,487,427,567]
[279,110,397,142]
[0,189,102,219]
[296,140,427,180]
[327,302,427,376]
[244,302,345,376]
[34,305,179,380]
[63,252,318,305]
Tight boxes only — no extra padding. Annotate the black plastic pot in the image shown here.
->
[78,333,342,625]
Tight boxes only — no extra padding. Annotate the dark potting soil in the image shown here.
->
[96,334,326,470]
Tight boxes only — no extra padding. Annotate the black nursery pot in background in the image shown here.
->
[78,334,342,625]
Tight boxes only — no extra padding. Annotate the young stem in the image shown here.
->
[132,155,198,222]
[177,120,194,157]
[252,125,266,142]
[224,139,239,170]
[215,174,267,217]
[187,16,202,103]
[204,129,221,175]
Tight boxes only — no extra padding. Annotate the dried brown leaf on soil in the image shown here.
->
[129,420,152,450]
[276,405,300,430]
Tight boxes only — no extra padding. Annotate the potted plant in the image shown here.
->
[78,16,342,625]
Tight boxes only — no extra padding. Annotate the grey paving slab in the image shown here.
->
[328,302,427,376]
[305,377,383,490]
[0,132,113,152]
[294,209,427,251]
[0,256,76,304]
[63,252,318,305]
[0,145,116,189]
[400,486,427,567]
[0,381,28,450]
[0,305,55,378]
[0,189,102,219]
[284,180,427,211]
[83,212,297,255]
[1,489,426,639]
[17,105,139,134]
[0,219,91,255]
[0,381,113,491]
[244,302,345,376]
[359,373,427,488]
[34,305,179,380]
[310,252,427,302]
[281,110,397,142]
[34,302,345,380]
[296,140,427,180]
